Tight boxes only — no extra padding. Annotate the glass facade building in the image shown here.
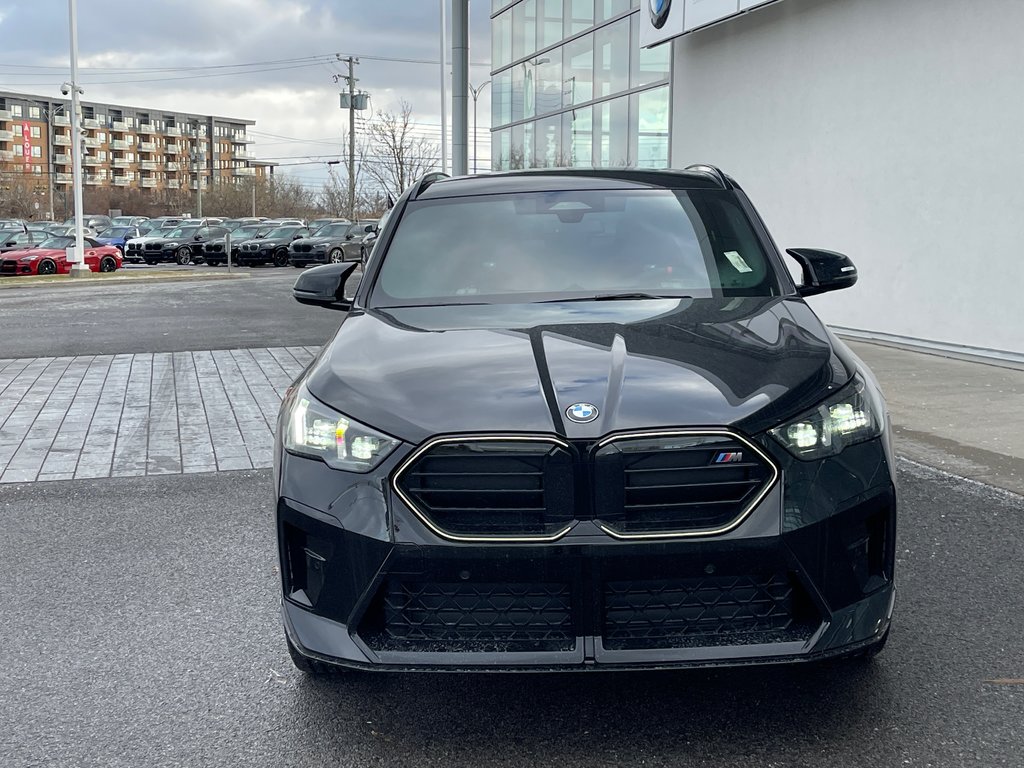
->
[490,0,670,170]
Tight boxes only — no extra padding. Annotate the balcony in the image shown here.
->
[0,129,13,141]
[54,134,71,146]
[113,157,132,168]
[141,178,157,188]
[165,144,181,154]
[166,126,181,137]
[166,161,180,171]
[111,139,130,150]
[232,149,255,160]
[230,134,256,144]
[83,118,100,129]
[140,160,159,171]
[56,172,73,184]
[167,180,180,189]
[233,166,256,176]
[0,109,11,121]
[53,114,70,126]
[111,120,128,131]
[138,122,156,134]
[54,153,70,164]
[0,150,14,162]
[138,141,157,152]
[84,156,102,166]
[83,137,101,148]
[113,177,130,187]
[85,174,103,185]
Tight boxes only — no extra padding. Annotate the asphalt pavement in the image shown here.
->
[0,268,344,357]
[1,465,1022,767]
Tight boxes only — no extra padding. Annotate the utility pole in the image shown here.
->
[348,56,356,221]
[191,121,203,218]
[440,0,448,174]
[251,181,256,217]
[66,0,89,277]
[452,0,469,176]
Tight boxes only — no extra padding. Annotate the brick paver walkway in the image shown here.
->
[0,347,319,483]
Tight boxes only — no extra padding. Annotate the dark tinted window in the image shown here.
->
[372,189,779,306]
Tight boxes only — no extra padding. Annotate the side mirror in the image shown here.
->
[786,248,858,297]
[293,262,359,311]
[363,231,378,247]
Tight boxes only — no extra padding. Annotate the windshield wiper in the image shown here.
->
[539,292,691,303]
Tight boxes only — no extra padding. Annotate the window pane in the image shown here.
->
[535,114,562,167]
[631,15,671,87]
[636,86,670,168]
[535,48,563,116]
[594,96,629,167]
[539,0,563,48]
[492,128,512,170]
[594,17,630,99]
[564,0,594,36]
[563,106,593,167]
[597,0,630,21]
[563,35,593,105]
[523,122,534,167]
[493,9,512,69]
[511,65,526,122]
[492,70,512,127]
[511,123,525,169]
[513,0,537,61]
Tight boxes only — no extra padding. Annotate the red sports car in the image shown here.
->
[0,236,122,276]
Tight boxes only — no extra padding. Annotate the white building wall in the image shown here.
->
[670,0,1024,356]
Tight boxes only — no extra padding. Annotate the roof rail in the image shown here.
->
[683,164,730,189]
[411,171,450,199]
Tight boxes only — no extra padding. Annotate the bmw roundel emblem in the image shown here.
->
[566,402,599,424]
[650,0,671,29]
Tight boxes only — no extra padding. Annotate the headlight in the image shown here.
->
[284,386,399,472]
[24,254,41,261]
[167,242,179,247]
[313,243,327,249]
[769,376,884,460]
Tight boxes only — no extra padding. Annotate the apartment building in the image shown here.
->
[0,90,273,206]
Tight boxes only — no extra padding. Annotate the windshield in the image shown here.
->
[37,237,73,249]
[231,225,262,238]
[371,190,781,307]
[315,223,350,237]
[106,226,134,237]
[165,226,200,238]
[265,227,299,239]
[111,218,134,226]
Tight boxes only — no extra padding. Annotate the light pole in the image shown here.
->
[37,102,66,221]
[469,80,490,174]
[66,0,89,278]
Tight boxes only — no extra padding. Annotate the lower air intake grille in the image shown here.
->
[365,580,574,653]
[594,432,776,537]
[603,573,815,650]
[294,243,312,253]
[394,437,574,540]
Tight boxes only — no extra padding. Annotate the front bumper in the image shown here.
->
[289,251,329,267]
[276,435,897,671]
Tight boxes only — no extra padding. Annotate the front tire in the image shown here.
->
[99,256,117,273]
[328,248,344,264]
[273,248,290,268]
[175,246,191,266]
[38,259,56,275]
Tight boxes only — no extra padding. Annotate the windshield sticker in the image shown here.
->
[724,250,753,273]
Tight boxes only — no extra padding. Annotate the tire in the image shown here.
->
[144,259,157,266]
[328,248,344,264]
[273,248,290,268]
[175,246,192,266]
[292,263,305,268]
[99,256,117,273]
[286,633,343,677]
[37,259,56,275]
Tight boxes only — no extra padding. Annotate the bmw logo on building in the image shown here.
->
[566,402,599,424]
[650,0,672,29]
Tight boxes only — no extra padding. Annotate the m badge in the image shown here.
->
[713,451,743,464]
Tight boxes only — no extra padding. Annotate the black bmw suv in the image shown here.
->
[277,167,896,674]
[236,225,309,267]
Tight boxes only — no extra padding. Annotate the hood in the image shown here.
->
[14,248,64,260]
[249,237,287,247]
[127,234,171,245]
[305,297,854,445]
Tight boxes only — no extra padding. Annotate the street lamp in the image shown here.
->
[469,79,490,174]
[35,102,67,221]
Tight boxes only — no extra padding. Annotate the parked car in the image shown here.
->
[220,217,264,230]
[338,220,380,262]
[287,221,362,268]
[63,214,112,232]
[202,223,273,266]
[0,218,28,232]
[139,217,185,235]
[307,217,351,232]
[124,226,177,263]
[236,225,309,267]
[145,223,230,265]
[0,230,50,253]
[278,166,895,676]
[0,235,121,275]
[110,216,149,228]
[260,218,305,227]
[43,224,99,237]
[96,225,144,254]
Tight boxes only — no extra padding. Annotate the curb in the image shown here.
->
[0,271,253,290]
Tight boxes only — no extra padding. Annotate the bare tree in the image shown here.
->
[363,101,440,200]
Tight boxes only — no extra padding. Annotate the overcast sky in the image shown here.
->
[0,0,493,189]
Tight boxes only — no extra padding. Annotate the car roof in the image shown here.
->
[414,167,739,200]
